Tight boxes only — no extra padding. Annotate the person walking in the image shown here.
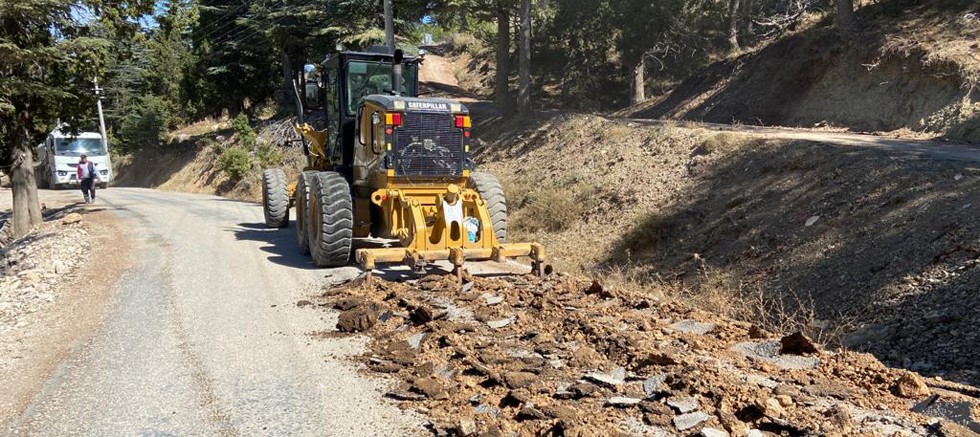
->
[77,154,99,203]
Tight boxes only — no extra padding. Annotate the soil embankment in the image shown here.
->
[475,113,980,386]
[628,1,980,142]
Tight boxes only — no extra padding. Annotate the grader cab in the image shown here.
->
[261,47,545,279]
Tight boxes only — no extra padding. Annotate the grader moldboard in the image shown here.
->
[261,47,545,281]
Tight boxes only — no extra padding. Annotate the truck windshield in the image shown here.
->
[55,138,106,156]
[346,60,418,115]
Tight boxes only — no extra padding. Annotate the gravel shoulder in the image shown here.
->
[3,188,421,435]
[0,189,132,427]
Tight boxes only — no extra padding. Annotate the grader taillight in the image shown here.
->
[454,115,471,129]
[385,112,403,127]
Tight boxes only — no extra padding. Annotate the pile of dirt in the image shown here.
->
[627,0,980,142]
[312,273,980,436]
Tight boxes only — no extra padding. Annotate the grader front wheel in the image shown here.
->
[295,171,317,254]
[262,168,289,228]
[308,171,353,267]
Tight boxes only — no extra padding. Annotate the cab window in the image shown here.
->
[345,60,418,115]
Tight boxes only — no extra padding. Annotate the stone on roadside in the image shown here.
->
[779,331,819,355]
[667,397,700,414]
[700,428,729,437]
[585,367,626,387]
[52,260,68,275]
[673,411,712,431]
[643,373,667,396]
[337,307,376,332]
[894,372,929,398]
[670,320,717,335]
[458,418,477,436]
[606,396,643,408]
[487,317,513,329]
[407,332,426,349]
[61,213,82,225]
[503,371,537,389]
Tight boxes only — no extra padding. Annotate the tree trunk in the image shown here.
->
[728,0,741,50]
[384,0,395,53]
[837,0,856,30]
[282,49,294,106]
[517,0,531,114]
[11,111,42,239]
[494,3,511,111]
[630,57,645,105]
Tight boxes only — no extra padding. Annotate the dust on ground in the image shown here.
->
[0,189,134,425]
[306,272,980,436]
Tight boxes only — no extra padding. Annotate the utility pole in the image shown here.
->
[94,76,109,154]
[384,0,395,53]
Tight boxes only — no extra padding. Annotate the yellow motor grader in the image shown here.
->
[261,47,545,279]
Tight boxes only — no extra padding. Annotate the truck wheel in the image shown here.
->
[262,168,289,228]
[295,171,317,255]
[308,171,353,267]
[468,172,508,243]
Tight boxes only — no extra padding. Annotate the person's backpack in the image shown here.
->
[87,161,96,179]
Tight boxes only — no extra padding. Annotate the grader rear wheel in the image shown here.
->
[262,168,289,228]
[295,171,317,254]
[308,171,353,267]
[468,172,508,243]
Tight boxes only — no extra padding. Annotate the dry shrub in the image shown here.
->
[513,187,583,232]
[692,132,739,156]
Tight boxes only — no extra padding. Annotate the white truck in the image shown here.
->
[35,127,112,189]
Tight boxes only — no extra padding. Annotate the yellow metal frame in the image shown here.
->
[355,181,545,280]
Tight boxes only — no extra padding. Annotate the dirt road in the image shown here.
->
[5,188,420,436]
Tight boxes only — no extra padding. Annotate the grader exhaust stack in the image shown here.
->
[262,47,546,280]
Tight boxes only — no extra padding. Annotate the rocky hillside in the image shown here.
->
[474,113,980,387]
[628,0,980,142]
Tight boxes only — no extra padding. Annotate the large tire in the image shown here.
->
[468,172,507,243]
[295,171,317,254]
[308,171,353,267]
[262,168,289,228]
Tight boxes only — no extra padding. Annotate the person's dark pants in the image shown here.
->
[80,178,96,202]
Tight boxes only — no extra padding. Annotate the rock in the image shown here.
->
[61,213,82,225]
[503,371,537,389]
[670,320,717,335]
[774,395,793,407]
[386,389,426,401]
[779,331,819,355]
[516,405,548,420]
[52,260,68,275]
[458,418,477,436]
[805,215,820,227]
[413,377,449,400]
[482,294,504,305]
[606,397,643,408]
[748,325,767,339]
[333,297,364,310]
[411,305,436,323]
[407,332,426,349]
[643,373,667,396]
[585,367,626,387]
[487,317,513,329]
[673,411,712,431]
[667,397,700,414]
[296,299,313,307]
[337,308,376,332]
[894,372,929,398]
[541,404,578,422]
[555,383,598,400]
[760,398,785,418]
[700,428,729,437]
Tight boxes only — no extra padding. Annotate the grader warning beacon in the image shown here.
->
[261,47,545,280]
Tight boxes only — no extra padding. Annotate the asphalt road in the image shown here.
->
[6,188,421,436]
